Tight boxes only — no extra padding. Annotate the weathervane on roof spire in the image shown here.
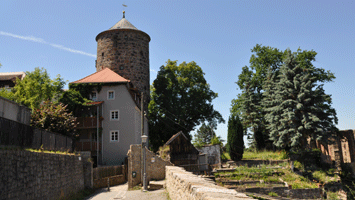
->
[122,3,127,18]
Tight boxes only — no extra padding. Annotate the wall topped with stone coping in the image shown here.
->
[166,166,253,200]
[0,150,92,200]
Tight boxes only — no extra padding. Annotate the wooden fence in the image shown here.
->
[93,165,125,180]
[93,165,126,188]
[0,116,73,152]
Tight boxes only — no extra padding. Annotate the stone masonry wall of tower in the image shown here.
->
[96,29,150,111]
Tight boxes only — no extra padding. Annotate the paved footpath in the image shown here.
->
[85,183,169,200]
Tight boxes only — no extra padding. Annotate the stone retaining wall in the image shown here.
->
[229,160,288,167]
[0,150,89,200]
[166,166,253,200]
[245,187,323,199]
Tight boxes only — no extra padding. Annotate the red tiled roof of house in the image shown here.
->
[70,68,129,84]
[86,101,104,106]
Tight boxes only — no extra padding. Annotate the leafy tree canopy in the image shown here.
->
[232,44,285,150]
[11,67,66,110]
[0,89,16,101]
[59,88,92,116]
[149,60,225,151]
[231,45,336,150]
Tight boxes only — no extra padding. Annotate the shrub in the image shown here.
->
[31,100,78,137]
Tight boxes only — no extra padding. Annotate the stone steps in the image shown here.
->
[148,180,166,191]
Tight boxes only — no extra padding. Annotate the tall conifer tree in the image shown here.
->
[263,50,338,151]
[227,114,244,161]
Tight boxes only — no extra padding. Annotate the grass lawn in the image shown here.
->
[242,150,288,160]
[215,164,319,189]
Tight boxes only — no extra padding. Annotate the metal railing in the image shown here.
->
[75,139,101,151]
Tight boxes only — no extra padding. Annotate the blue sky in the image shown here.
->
[1,0,354,146]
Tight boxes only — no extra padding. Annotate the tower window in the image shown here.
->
[120,65,124,70]
[113,36,118,47]
[124,35,128,40]
[102,52,104,57]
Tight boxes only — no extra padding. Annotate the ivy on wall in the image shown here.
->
[69,83,104,99]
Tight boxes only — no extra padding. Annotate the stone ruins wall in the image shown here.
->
[127,144,173,189]
[0,150,90,200]
[166,166,253,200]
[200,144,222,168]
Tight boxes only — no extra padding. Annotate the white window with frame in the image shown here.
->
[110,110,119,120]
[110,130,119,142]
[90,91,97,101]
[107,90,115,100]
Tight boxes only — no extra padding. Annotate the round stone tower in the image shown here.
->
[95,11,150,109]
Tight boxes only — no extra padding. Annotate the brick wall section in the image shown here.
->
[166,166,253,200]
[318,130,355,165]
[96,29,150,111]
[0,150,86,200]
[127,144,173,189]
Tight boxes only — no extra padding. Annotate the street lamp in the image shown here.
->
[141,135,148,192]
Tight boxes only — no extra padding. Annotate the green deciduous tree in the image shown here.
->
[149,60,225,151]
[31,100,78,138]
[0,89,16,101]
[227,114,244,161]
[232,44,285,150]
[12,67,65,110]
[59,88,92,116]
[263,49,338,151]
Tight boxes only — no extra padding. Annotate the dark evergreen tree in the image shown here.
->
[263,50,338,151]
[192,122,217,148]
[227,114,244,161]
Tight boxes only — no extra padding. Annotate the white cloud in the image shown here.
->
[0,31,96,58]
[49,44,96,58]
[150,69,157,73]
